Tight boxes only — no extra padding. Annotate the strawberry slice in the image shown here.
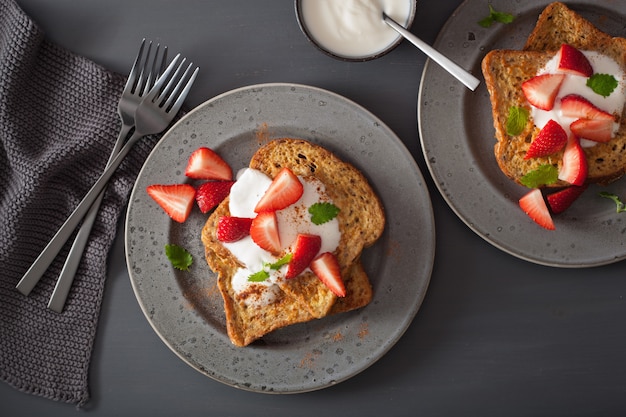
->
[519,189,555,230]
[521,73,565,110]
[254,168,304,213]
[524,119,568,159]
[185,147,233,180]
[558,135,587,186]
[560,94,615,121]
[546,185,588,215]
[146,184,196,223]
[310,252,346,297]
[195,181,234,213]
[250,211,281,254]
[557,44,593,77]
[216,216,253,242]
[570,118,614,143]
[285,233,321,279]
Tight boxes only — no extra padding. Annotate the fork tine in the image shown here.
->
[135,40,153,95]
[141,44,168,96]
[143,54,182,103]
[123,38,146,93]
[164,64,199,113]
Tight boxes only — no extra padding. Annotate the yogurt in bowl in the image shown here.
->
[295,0,416,61]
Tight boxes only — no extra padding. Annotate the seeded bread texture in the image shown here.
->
[201,138,384,346]
[481,2,626,187]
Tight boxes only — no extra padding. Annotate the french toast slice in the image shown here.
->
[202,138,384,346]
[481,2,626,187]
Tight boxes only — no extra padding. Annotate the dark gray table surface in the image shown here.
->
[3,0,626,416]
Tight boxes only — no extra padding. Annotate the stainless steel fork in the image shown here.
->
[46,39,168,313]
[16,54,199,299]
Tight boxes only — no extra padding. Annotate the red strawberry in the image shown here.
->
[560,95,615,120]
[557,44,593,77]
[216,216,253,242]
[195,181,234,213]
[558,135,587,186]
[310,252,346,297]
[250,211,281,254]
[519,189,555,230]
[285,233,321,279]
[146,184,196,223]
[254,168,303,213]
[570,118,614,143]
[524,119,568,159]
[546,185,588,215]
[521,73,565,110]
[185,147,232,180]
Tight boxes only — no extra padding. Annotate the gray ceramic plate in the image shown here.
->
[419,0,626,267]
[125,83,435,393]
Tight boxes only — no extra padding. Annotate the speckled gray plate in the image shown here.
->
[419,0,626,267]
[125,83,435,393]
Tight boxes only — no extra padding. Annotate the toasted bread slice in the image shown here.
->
[202,138,384,346]
[481,2,626,187]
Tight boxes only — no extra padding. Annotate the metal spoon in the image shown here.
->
[383,12,480,91]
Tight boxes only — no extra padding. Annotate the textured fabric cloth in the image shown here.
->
[0,0,159,406]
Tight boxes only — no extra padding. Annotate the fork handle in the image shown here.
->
[47,125,132,312]
[16,131,141,296]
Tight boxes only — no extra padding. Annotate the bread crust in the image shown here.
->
[201,138,384,346]
[481,2,626,187]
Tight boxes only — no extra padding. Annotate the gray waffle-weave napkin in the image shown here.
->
[0,0,160,406]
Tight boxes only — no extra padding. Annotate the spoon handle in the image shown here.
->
[383,13,480,91]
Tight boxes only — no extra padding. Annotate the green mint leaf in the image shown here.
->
[269,254,292,270]
[309,202,340,225]
[587,74,619,98]
[506,106,529,136]
[164,244,193,271]
[599,192,626,213]
[520,165,559,188]
[248,270,270,282]
[478,5,514,27]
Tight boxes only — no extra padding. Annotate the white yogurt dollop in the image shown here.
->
[299,0,414,58]
[223,168,341,307]
[532,51,626,147]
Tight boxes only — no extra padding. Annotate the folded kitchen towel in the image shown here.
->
[0,0,162,406]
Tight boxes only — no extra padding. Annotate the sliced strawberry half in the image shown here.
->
[558,135,587,186]
[146,184,196,223]
[185,147,233,180]
[310,252,346,297]
[285,233,321,279]
[570,118,614,143]
[546,185,588,215]
[195,181,234,213]
[216,216,253,242]
[521,73,565,110]
[250,211,281,254]
[560,94,615,121]
[525,119,568,159]
[557,44,593,77]
[519,189,555,230]
[254,167,304,213]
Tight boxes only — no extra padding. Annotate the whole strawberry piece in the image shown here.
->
[557,44,593,77]
[310,252,346,297]
[254,167,303,213]
[560,95,614,120]
[185,147,233,180]
[216,216,254,242]
[195,181,234,213]
[525,119,568,159]
[547,185,588,214]
[285,233,321,279]
[519,189,555,230]
[250,211,282,254]
[558,135,587,186]
[522,73,565,110]
[146,184,196,223]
